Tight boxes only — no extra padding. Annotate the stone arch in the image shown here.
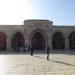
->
[0,31,6,50]
[11,30,25,38]
[11,31,25,51]
[29,28,48,50]
[69,31,75,49]
[52,31,65,49]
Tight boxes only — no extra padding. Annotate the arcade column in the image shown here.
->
[48,38,52,50]
[7,36,12,52]
[25,35,30,50]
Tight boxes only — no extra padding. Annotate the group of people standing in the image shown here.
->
[29,45,50,60]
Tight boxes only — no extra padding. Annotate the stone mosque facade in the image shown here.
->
[0,19,75,52]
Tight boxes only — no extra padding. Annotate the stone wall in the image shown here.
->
[0,20,75,51]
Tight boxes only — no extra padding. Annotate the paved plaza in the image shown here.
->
[0,50,75,75]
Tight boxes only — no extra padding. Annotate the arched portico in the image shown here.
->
[29,29,48,50]
[69,32,75,49]
[52,31,65,49]
[11,32,25,51]
[0,32,6,50]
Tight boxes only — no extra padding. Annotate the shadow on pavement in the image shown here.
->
[34,55,75,66]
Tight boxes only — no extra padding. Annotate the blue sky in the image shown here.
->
[0,0,75,25]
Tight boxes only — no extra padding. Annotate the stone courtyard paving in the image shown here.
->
[0,50,75,75]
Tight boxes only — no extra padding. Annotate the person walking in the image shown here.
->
[47,46,50,60]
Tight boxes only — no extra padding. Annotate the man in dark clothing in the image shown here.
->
[47,46,50,60]
[31,45,33,56]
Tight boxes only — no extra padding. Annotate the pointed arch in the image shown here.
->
[0,32,6,50]
[69,31,75,49]
[29,28,48,50]
[52,31,65,49]
[11,32,25,51]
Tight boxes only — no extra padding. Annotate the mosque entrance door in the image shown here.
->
[31,32,45,50]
